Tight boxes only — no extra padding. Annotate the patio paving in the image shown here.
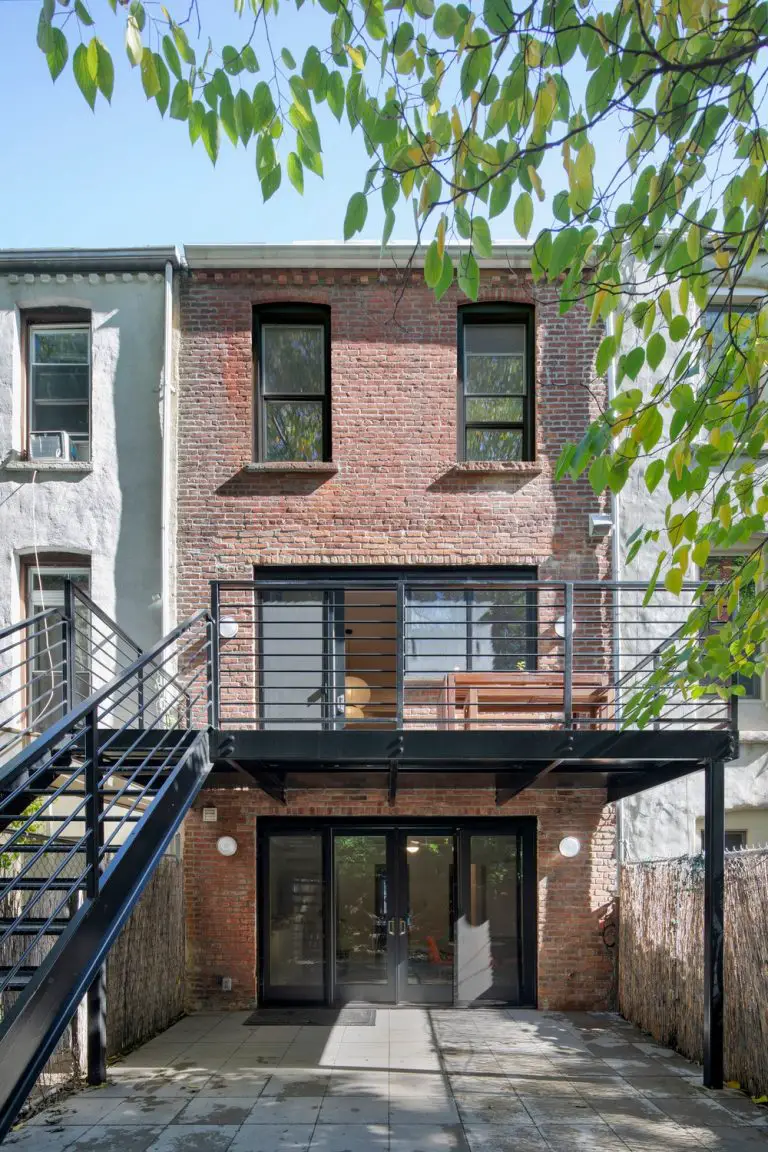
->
[6,1009,768,1151]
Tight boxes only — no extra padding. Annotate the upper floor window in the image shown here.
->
[27,316,91,462]
[458,306,534,462]
[702,303,758,417]
[254,306,331,462]
[701,553,762,700]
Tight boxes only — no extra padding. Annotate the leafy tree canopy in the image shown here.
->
[34,0,768,724]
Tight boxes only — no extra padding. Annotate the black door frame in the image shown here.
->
[257,816,538,1008]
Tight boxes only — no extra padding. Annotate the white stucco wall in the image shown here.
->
[0,271,168,649]
[616,256,768,858]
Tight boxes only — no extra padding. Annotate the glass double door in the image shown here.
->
[334,831,455,1004]
[261,822,534,1006]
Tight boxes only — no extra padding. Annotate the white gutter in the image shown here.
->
[161,260,174,636]
[606,311,624,872]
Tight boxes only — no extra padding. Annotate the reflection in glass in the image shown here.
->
[471,590,532,672]
[406,835,454,986]
[268,835,325,989]
[262,325,325,394]
[260,590,326,729]
[265,400,323,461]
[466,427,522,461]
[335,835,389,985]
[467,834,522,1001]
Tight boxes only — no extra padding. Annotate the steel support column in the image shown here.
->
[85,708,106,1086]
[703,758,725,1090]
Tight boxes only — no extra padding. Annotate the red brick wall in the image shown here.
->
[176,266,609,609]
[183,786,616,1013]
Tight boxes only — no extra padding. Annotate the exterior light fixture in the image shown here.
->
[406,841,421,855]
[219,616,239,640]
[554,616,575,639]
[589,513,614,537]
[216,835,238,857]
[558,836,581,858]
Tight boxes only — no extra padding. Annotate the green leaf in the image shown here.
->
[646,332,666,371]
[471,217,492,260]
[513,192,533,239]
[669,315,690,342]
[281,47,296,69]
[548,227,580,278]
[382,208,396,246]
[435,251,454,301]
[261,164,282,202]
[434,3,461,37]
[140,46,160,98]
[623,346,645,380]
[188,100,205,143]
[589,456,610,495]
[241,45,259,73]
[234,88,254,143]
[252,81,276,131]
[344,191,368,240]
[73,42,97,109]
[162,34,182,81]
[170,80,191,121]
[664,568,684,596]
[490,178,511,220]
[457,251,479,300]
[202,109,220,164]
[327,71,344,120]
[222,44,244,75]
[46,25,68,81]
[393,22,414,55]
[595,335,616,377]
[219,92,238,144]
[172,23,195,65]
[87,37,114,102]
[37,8,52,53]
[645,459,665,493]
[154,53,170,116]
[75,0,94,25]
[287,151,304,194]
[424,240,442,289]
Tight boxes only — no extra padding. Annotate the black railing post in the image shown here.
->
[137,664,145,732]
[396,580,405,728]
[84,706,106,1085]
[563,583,574,729]
[62,579,76,714]
[209,584,221,730]
[703,758,725,1090]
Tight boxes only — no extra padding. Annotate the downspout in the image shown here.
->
[606,311,624,876]
[160,260,175,638]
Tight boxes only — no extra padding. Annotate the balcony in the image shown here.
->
[209,573,736,783]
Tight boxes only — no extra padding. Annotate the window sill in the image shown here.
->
[243,461,338,475]
[1,458,93,475]
[447,461,542,476]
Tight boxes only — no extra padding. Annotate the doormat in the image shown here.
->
[244,1008,377,1027]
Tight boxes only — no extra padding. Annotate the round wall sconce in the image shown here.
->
[554,615,576,639]
[558,836,581,858]
[219,616,239,640]
[216,835,238,857]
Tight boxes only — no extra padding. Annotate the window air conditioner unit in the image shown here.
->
[30,431,72,461]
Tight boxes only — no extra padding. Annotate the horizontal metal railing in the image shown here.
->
[212,578,736,733]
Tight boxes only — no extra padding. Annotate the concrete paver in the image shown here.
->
[5,1010,768,1151]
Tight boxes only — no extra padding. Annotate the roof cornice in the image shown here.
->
[183,241,535,270]
[0,247,184,274]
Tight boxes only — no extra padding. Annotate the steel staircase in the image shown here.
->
[0,585,213,1140]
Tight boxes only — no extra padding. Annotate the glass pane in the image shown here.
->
[29,571,90,604]
[268,835,325,989]
[265,401,323,461]
[335,835,389,985]
[406,835,454,986]
[464,324,525,356]
[29,617,67,728]
[32,329,89,364]
[471,589,532,672]
[465,355,526,395]
[31,403,90,435]
[405,589,467,676]
[465,397,524,423]
[261,591,327,729]
[458,834,522,1002]
[466,427,523,461]
[262,325,325,394]
[32,365,89,401]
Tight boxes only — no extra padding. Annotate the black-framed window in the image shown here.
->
[405,587,536,676]
[458,305,534,462]
[253,305,331,462]
[702,303,758,416]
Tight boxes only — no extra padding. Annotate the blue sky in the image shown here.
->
[0,0,599,249]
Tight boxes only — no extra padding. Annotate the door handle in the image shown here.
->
[399,918,408,936]
[388,918,395,936]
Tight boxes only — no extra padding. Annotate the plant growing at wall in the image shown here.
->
[33,0,768,721]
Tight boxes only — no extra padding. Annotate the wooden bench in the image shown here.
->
[439,671,610,729]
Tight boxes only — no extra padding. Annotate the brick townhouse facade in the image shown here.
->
[175,243,616,1014]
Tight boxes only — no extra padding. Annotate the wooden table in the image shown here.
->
[439,671,610,729]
